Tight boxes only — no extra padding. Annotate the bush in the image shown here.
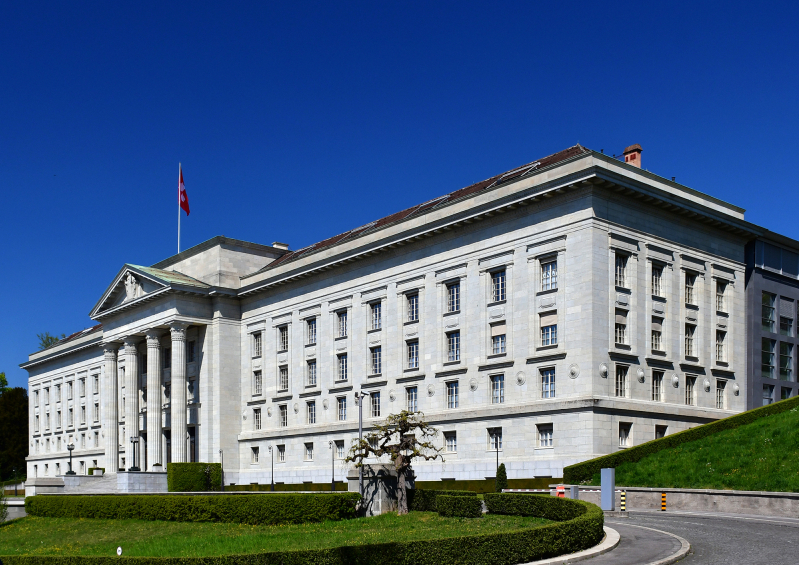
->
[437,495,483,518]
[495,463,508,492]
[417,477,557,493]
[167,463,222,492]
[485,493,586,521]
[25,493,361,525]
[87,468,105,476]
[563,395,799,484]
[407,489,476,512]
[0,485,7,523]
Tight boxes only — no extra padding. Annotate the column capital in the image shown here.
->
[145,329,163,345]
[103,342,122,356]
[123,336,140,348]
[170,322,189,339]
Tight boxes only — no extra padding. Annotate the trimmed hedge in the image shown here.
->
[495,463,508,492]
[417,477,558,492]
[437,495,483,518]
[407,489,476,512]
[167,463,222,492]
[87,468,105,476]
[563,395,799,484]
[7,495,603,565]
[485,493,586,521]
[24,493,361,525]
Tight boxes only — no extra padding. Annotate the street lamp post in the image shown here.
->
[354,391,370,497]
[66,442,76,475]
[129,436,140,471]
[267,445,274,491]
[328,440,335,492]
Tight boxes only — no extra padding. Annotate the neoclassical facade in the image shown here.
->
[24,145,772,484]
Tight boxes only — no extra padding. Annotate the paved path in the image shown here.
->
[578,521,683,565]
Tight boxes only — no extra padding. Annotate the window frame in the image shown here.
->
[406,386,418,412]
[446,281,461,313]
[685,375,697,406]
[252,332,262,358]
[615,253,629,288]
[278,366,289,391]
[370,301,383,331]
[253,370,263,396]
[446,381,459,409]
[337,353,348,381]
[337,396,347,421]
[406,293,419,322]
[370,391,381,418]
[337,310,348,338]
[685,323,696,357]
[370,346,382,375]
[541,368,555,399]
[615,365,628,398]
[447,331,461,363]
[407,340,419,369]
[715,280,727,312]
[307,401,316,424]
[491,269,507,303]
[619,422,632,447]
[490,374,505,404]
[541,259,558,291]
[652,263,664,297]
[306,318,317,345]
[685,273,697,306]
[277,326,289,353]
[444,431,457,453]
[651,370,664,402]
[537,423,553,448]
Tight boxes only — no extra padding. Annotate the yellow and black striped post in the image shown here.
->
[661,492,667,511]
[620,491,626,512]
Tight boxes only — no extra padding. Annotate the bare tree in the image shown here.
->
[346,410,444,515]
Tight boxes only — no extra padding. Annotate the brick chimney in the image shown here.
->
[623,144,642,168]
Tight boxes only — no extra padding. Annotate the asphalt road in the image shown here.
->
[592,511,799,565]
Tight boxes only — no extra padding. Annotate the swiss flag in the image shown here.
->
[179,166,190,216]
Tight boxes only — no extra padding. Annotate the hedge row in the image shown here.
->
[167,463,222,492]
[7,495,604,565]
[407,489,476,512]
[485,493,586,521]
[563,395,799,484]
[25,493,361,525]
[437,495,483,518]
[416,477,557,493]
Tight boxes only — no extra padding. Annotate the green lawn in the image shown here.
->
[592,406,799,491]
[0,513,552,557]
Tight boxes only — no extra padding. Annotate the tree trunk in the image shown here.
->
[396,455,408,515]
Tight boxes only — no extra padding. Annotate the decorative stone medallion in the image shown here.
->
[569,364,580,379]
[469,378,478,391]
[637,367,645,383]
[389,390,396,402]
[516,371,526,386]
[599,363,609,378]
[293,403,299,414]
[733,383,740,396]
[267,407,272,417]
[427,384,435,397]
[322,400,329,410]
[242,410,247,421]
[703,378,711,392]
[672,374,680,388]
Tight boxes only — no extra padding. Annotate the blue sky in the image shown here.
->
[2,1,797,388]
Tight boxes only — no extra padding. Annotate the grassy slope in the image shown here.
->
[591,405,799,491]
[0,513,551,558]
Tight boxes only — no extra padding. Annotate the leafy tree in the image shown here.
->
[346,410,444,515]
[37,332,66,351]
[0,388,28,482]
[0,373,7,395]
[495,462,508,492]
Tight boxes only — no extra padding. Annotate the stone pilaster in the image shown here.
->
[170,324,188,463]
[103,344,120,473]
[145,330,163,471]
[123,337,140,468]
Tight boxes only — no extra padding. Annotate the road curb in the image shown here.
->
[521,526,620,565]
[608,522,691,565]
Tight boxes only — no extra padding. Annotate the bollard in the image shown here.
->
[556,485,565,498]
[661,492,667,511]
[569,485,579,500]
[620,491,626,512]
[600,468,616,511]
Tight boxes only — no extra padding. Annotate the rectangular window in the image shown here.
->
[447,282,460,313]
[490,374,505,404]
[685,376,696,406]
[93,403,99,422]
[336,440,345,459]
[406,386,418,412]
[278,326,289,352]
[685,273,696,305]
[716,330,726,362]
[652,370,664,402]
[762,338,776,378]
[253,370,263,395]
[619,423,632,447]
[279,405,288,427]
[655,425,668,439]
[371,302,382,331]
[762,292,776,332]
[338,354,348,381]
[371,392,381,418]
[407,294,419,322]
[188,340,196,363]
[254,408,262,430]
[716,281,727,312]
[305,443,314,461]
[337,311,348,337]
[541,368,555,399]
[278,444,286,462]
[93,375,99,393]
[537,424,553,448]
[307,401,316,424]
[781,387,793,400]
[716,380,726,409]
[251,446,259,463]
[780,316,794,337]
[57,410,61,429]
[540,312,557,346]
[446,381,459,408]
[278,366,289,391]
[615,366,628,398]
[652,264,664,297]
[541,260,557,291]
[307,361,317,386]
[445,431,457,452]
[488,427,502,451]
[491,270,506,302]
[45,387,49,405]
[67,382,73,400]
[407,340,419,369]
[652,317,663,351]
[615,310,628,345]
[615,254,628,287]
[68,408,73,427]
[307,318,317,345]
[80,379,86,397]
[35,415,40,432]
[371,346,382,375]
[491,322,507,354]
[763,384,775,406]
[337,397,347,421]
[94,431,99,447]
[163,350,171,369]
[35,391,39,407]
[447,331,461,362]
[80,405,86,425]
[780,342,793,381]
[685,324,696,357]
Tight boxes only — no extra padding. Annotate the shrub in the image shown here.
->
[563,395,799,484]
[437,495,483,518]
[167,463,222,492]
[417,477,557,493]
[0,485,7,523]
[495,463,508,492]
[485,493,586,521]
[25,493,361,525]
[407,489,476,512]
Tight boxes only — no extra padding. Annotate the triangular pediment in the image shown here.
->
[90,265,170,318]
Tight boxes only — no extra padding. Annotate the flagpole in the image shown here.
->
[178,162,181,254]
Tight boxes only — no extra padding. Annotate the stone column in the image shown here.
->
[103,344,120,473]
[123,337,140,468]
[170,324,188,463]
[145,330,163,471]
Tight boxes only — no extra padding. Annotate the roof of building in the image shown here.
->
[128,265,211,289]
[38,324,103,353]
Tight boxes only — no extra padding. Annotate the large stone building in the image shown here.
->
[24,144,785,485]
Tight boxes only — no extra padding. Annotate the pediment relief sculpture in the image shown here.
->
[123,273,144,303]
